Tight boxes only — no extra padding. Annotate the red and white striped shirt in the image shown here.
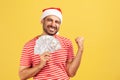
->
[20,35,74,80]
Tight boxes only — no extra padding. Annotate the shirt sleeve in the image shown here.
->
[66,39,74,61]
[20,42,32,67]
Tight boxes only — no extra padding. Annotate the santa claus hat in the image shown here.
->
[41,7,62,22]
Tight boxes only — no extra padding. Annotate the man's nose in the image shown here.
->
[51,21,56,27]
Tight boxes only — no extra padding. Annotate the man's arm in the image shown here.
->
[19,64,43,80]
[19,52,51,80]
[67,37,84,77]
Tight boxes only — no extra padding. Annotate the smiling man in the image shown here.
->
[19,7,84,80]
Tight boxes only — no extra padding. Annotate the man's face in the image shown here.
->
[41,15,61,36]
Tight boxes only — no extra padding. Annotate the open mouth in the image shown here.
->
[49,26,57,32]
[49,27,55,32]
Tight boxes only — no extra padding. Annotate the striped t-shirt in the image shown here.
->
[20,35,74,80]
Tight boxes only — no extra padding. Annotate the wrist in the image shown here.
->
[78,48,83,53]
[78,46,83,50]
[38,62,45,69]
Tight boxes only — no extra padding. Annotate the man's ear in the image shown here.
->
[41,19,44,24]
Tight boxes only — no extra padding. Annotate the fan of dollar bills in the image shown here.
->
[34,35,61,55]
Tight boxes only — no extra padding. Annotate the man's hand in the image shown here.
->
[75,37,84,52]
[40,52,51,67]
[66,37,84,77]
[19,52,51,80]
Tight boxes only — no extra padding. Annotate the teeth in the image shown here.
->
[49,27,55,31]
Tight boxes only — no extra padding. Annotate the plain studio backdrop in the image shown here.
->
[0,0,120,80]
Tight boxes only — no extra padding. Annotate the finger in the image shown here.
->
[80,37,84,42]
[76,37,84,42]
[40,52,50,56]
[45,56,51,61]
[44,53,51,57]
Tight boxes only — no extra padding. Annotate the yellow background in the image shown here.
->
[0,0,120,80]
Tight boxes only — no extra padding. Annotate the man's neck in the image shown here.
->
[41,32,56,37]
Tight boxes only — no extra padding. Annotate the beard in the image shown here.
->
[43,25,59,36]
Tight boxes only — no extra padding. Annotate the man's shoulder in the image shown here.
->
[23,35,39,47]
[56,35,72,42]
[56,35,73,48]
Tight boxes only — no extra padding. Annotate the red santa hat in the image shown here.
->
[41,7,62,22]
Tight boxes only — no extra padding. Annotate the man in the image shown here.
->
[19,7,84,80]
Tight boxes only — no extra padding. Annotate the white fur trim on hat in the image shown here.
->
[41,9,62,22]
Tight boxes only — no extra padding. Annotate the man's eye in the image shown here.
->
[55,21,61,24]
[47,19,52,22]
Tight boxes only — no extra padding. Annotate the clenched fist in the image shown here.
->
[75,37,84,52]
[40,52,51,67]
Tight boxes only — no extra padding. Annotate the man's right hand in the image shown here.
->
[19,52,51,80]
[40,52,51,67]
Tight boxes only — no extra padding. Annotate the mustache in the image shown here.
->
[48,25,57,29]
